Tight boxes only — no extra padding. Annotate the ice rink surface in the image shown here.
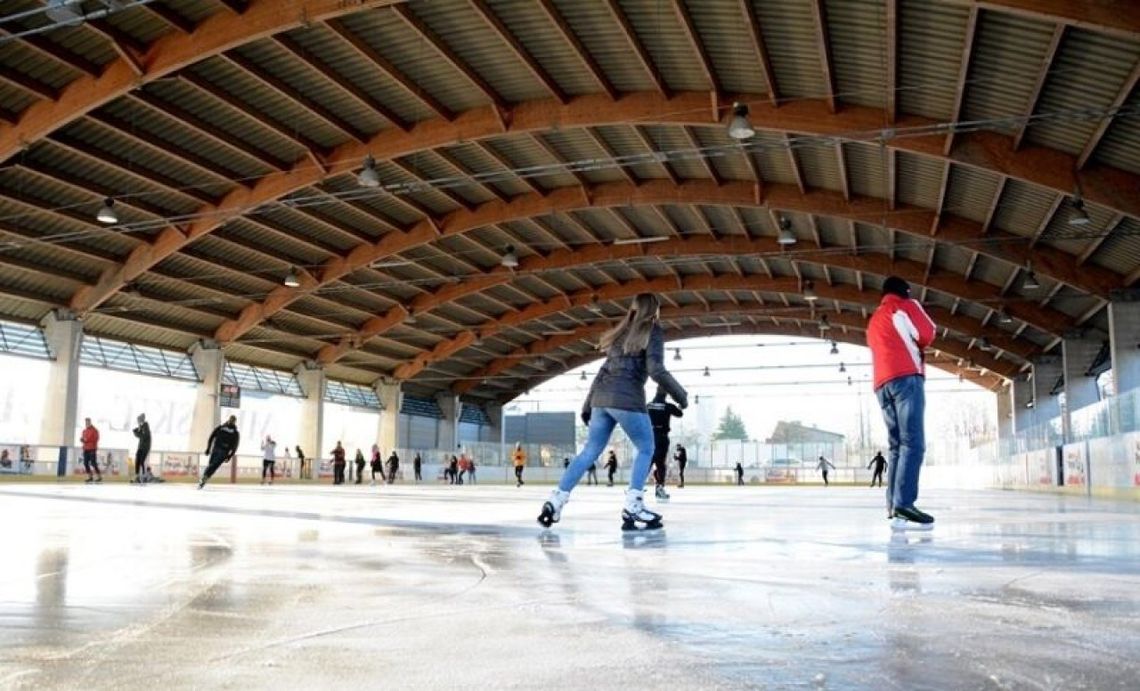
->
[1,482,1138,690]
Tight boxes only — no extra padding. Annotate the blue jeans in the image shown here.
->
[558,408,654,493]
[875,375,926,511]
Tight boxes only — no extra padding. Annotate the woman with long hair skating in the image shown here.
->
[537,293,687,531]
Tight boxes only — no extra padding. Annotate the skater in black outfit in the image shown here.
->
[536,293,688,531]
[132,414,151,484]
[330,441,346,485]
[647,386,683,501]
[413,452,422,482]
[199,415,240,489]
[354,449,366,485]
[448,455,459,484]
[604,451,618,486]
[868,451,887,487]
[370,445,383,485]
[295,446,306,480]
[674,444,688,488]
[816,455,835,486]
[386,450,399,484]
[734,462,744,486]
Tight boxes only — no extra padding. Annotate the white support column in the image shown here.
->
[1031,355,1063,428]
[1108,296,1140,395]
[437,394,461,453]
[189,340,224,450]
[375,378,402,453]
[294,362,325,462]
[39,311,83,458]
[1062,335,1103,441]
[1011,375,1035,434]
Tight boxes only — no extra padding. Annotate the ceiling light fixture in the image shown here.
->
[283,267,301,288]
[996,308,1013,324]
[727,102,755,140]
[673,348,681,361]
[818,314,830,331]
[839,362,846,373]
[776,216,796,245]
[829,341,839,355]
[613,236,669,246]
[96,198,119,224]
[358,154,381,188]
[1022,264,1041,291]
[703,366,711,377]
[580,371,587,382]
[803,280,819,302]
[501,245,520,269]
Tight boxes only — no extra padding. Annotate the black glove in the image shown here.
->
[581,409,591,426]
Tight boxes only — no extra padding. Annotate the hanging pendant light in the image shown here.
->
[673,348,682,361]
[96,198,119,224]
[283,267,301,288]
[829,341,839,355]
[703,366,710,377]
[726,102,755,140]
[1022,264,1041,291]
[777,216,796,245]
[839,362,846,373]
[803,280,818,302]
[500,245,520,269]
[818,314,830,331]
[580,371,587,382]
[358,155,381,188]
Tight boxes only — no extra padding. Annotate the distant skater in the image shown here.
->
[295,445,307,480]
[735,462,744,486]
[386,450,399,484]
[816,455,835,486]
[674,444,688,488]
[467,457,476,485]
[646,385,683,501]
[80,417,102,483]
[331,441,346,485]
[370,445,383,485]
[448,455,459,484]
[868,451,887,487]
[413,452,422,482]
[586,461,598,485]
[537,293,687,531]
[868,276,936,530]
[261,435,277,485]
[604,451,618,487]
[132,414,151,484]
[199,415,240,489]
[512,443,526,487]
[354,449,366,485]
[563,457,570,469]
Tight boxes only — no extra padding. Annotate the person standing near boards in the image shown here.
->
[132,414,151,484]
[295,445,306,480]
[386,449,399,484]
[354,449,366,485]
[413,452,422,483]
[80,418,102,484]
[868,451,887,488]
[330,441,346,485]
[537,293,688,531]
[370,445,383,486]
[674,444,688,488]
[261,435,277,485]
[512,443,526,487]
[735,462,744,486]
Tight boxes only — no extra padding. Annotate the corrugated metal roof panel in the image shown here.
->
[590,125,665,181]
[540,129,626,185]
[687,0,768,96]
[485,135,578,190]
[31,24,117,69]
[814,215,849,247]
[218,222,331,267]
[692,126,751,182]
[222,342,306,372]
[619,0,710,93]
[898,0,970,120]
[0,264,76,301]
[795,139,842,191]
[1093,87,1140,175]
[373,159,463,216]
[753,0,827,101]
[1088,218,1140,276]
[968,254,1010,291]
[1037,198,1115,259]
[642,125,707,180]
[410,0,550,104]
[825,0,888,108]
[751,130,797,185]
[1025,29,1140,154]
[0,83,36,119]
[991,179,1056,240]
[81,313,200,352]
[487,0,599,96]
[0,30,78,90]
[444,143,531,198]
[288,23,437,126]
[396,151,494,206]
[101,3,174,45]
[961,10,1053,136]
[0,294,53,322]
[943,165,1001,224]
[551,0,656,93]
[843,141,887,199]
[896,152,945,209]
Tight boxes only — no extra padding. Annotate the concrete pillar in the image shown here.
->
[189,340,224,450]
[1108,297,1140,395]
[437,394,461,453]
[294,362,325,461]
[375,379,402,453]
[1062,335,1103,440]
[996,384,1014,444]
[39,311,83,456]
[1011,375,1035,434]
[1031,355,1063,428]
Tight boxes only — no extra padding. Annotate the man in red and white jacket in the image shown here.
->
[80,417,102,484]
[866,276,936,530]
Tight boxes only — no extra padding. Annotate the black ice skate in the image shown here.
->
[537,489,570,528]
[654,485,670,502]
[621,489,663,531]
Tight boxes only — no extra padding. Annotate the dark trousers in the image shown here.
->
[414,465,422,481]
[607,467,616,485]
[822,471,829,486]
[355,461,365,483]
[388,464,397,483]
[82,449,100,476]
[650,434,669,486]
[514,466,524,485]
[202,450,229,483]
[736,474,743,486]
[334,462,345,484]
[136,448,149,480]
[678,463,686,487]
[262,460,275,480]
[587,467,597,485]
[871,468,884,487]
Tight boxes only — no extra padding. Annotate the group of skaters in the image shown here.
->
[512,442,689,495]
[538,278,937,532]
[326,441,411,486]
[442,447,476,484]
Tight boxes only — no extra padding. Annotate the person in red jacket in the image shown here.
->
[866,276,936,530]
[80,417,102,484]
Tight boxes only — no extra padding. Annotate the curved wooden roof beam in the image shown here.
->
[319,244,1054,371]
[452,305,1014,396]
[210,178,1106,349]
[64,90,1137,316]
[388,276,1031,383]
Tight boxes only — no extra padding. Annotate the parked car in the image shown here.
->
[765,458,800,483]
